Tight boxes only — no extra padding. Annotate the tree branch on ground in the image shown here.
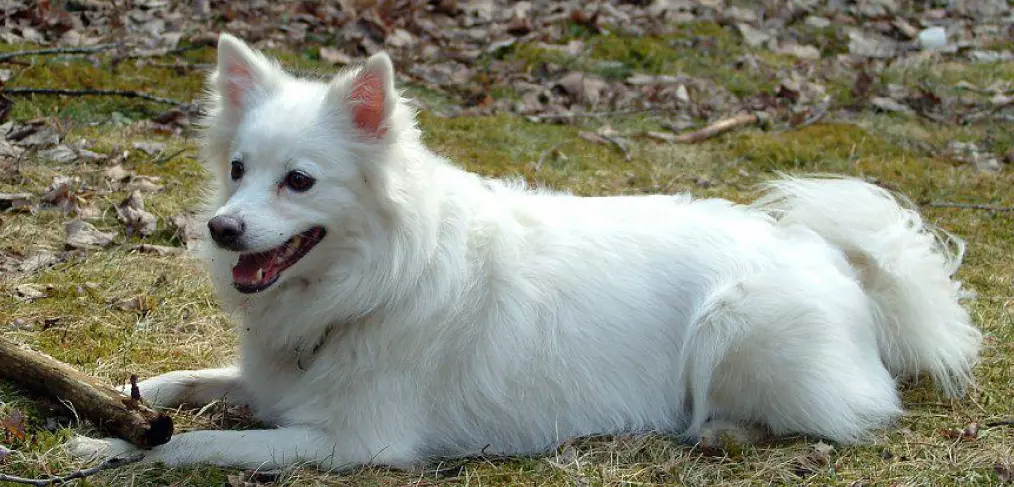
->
[0,454,144,486]
[925,202,1014,213]
[0,336,174,449]
[0,44,121,63]
[4,88,187,107]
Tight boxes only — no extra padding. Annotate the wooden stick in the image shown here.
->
[4,88,186,106]
[925,201,1014,213]
[0,44,121,63]
[0,336,173,449]
[0,454,143,486]
[669,112,761,144]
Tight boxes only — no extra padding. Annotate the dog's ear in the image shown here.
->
[338,52,398,140]
[214,33,279,114]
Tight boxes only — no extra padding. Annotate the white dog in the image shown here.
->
[68,34,981,471]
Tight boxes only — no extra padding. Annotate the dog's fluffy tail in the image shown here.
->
[752,175,982,397]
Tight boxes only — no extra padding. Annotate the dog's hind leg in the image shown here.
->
[681,267,903,444]
[120,366,250,409]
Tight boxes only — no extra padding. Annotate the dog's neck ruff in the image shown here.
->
[295,324,336,372]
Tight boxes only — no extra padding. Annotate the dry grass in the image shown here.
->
[2,27,1013,487]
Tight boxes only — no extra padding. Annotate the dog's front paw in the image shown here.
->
[116,372,191,408]
[65,435,141,462]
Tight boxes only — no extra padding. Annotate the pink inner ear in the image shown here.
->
[224,62,253,108]
[349,71,387,138]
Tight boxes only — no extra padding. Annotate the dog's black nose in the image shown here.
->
[208,215,245,247]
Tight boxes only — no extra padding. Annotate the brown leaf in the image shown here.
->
[125,176,164,194]
[170,213,203,248]
[39,144,79,164]
[939,422,980,441]
[65,219,116,250]
[554,71,609,107]
[810,441,834,465]
[14,283,47,301]
[113,295,156,313]
[848,29,898,58]
[132,141,165,155]
[320,46,352,65]
[131,244,181,256]
[871,97,915,115]
[116,191,157,237]
[736,23,771,48]
[2,409,26,441]
[776,43,821,61]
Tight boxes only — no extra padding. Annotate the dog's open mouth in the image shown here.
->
[232,227,326,293]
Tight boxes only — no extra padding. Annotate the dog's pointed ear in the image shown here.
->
[214,33,279,113]
[339,52,398,140]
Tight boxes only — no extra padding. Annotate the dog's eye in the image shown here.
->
[230,160,244,181]
[285,171,315,192]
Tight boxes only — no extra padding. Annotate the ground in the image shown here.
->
[1,1,1013,486]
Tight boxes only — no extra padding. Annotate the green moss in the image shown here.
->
[506,22,795,97]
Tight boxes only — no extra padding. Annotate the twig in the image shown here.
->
[152,148,189,165]
[986,419,1014,427]
[669,112,761,143]
[0,454,144,486]
[925,201,1014,213]
[4,88,186,107]
[0,44,121,63]
[526,108,663,122]
[599,130,631,161]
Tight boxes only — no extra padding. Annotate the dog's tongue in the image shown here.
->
[232,251,276,284]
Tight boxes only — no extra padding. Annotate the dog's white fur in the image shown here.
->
[67,34,982,471]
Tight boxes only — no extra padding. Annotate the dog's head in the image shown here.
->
[198,34,414,296]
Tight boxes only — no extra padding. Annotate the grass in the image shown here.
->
[2,21,1013,487]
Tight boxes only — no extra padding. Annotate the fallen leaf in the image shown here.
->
[39,144,79,164]
[940,422,980,441]
[810,441,834,465]
[775,42,822,61]
[125,176,164,193]
[736,23,771,48]
[871,96,915,115]
[18,251,61,274]
[170,213,203,248]
[65,220,116,250]
[2,410,26,441]
[848,29,898,58]
[131,244,181,256]
[113,295,156,313]
[41,175,82,214]
[105,164,133,184]
[320,46,352,65]
[16,126,59,147]
[554,71,609,107]
[116,191,158,237]
[132,141,165,155]
[14,283,47,301]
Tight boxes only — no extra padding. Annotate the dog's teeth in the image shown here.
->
[291,235,303,247]
[255,268,264,281]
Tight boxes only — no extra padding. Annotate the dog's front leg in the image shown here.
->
[68,427,413,471]
[121,366,250,409]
